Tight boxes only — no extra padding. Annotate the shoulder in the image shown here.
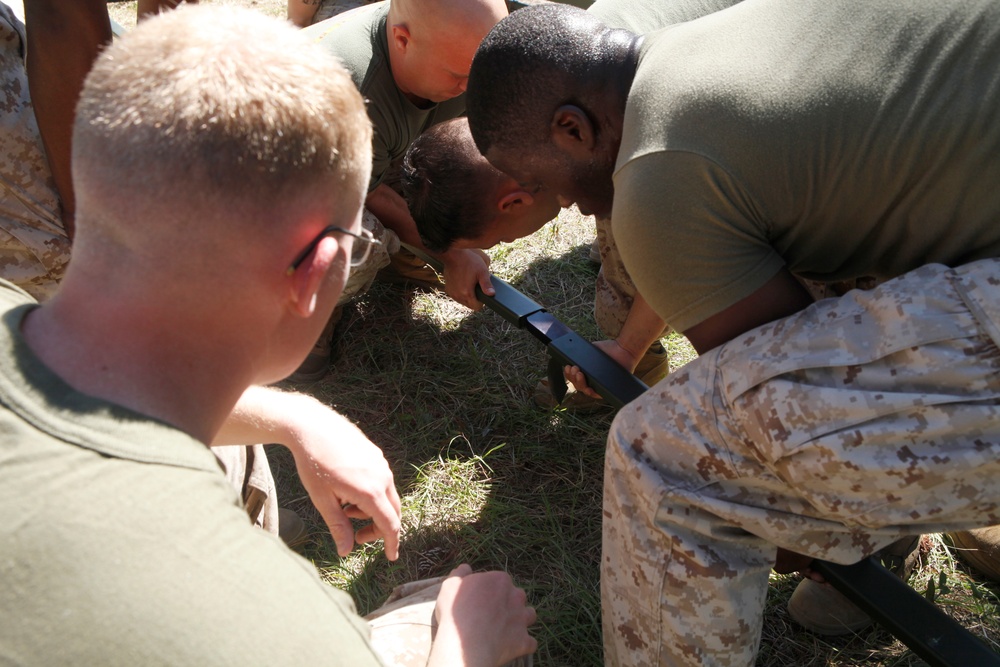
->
[304,2,389,92]
[611,151,781,333]
[589,0,741,34]
[0,279,36,309]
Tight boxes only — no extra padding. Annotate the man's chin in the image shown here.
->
[578,202,611,218]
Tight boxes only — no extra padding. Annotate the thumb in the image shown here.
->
[448,563,473,578]
[479,274,495,297]
[315,496,355,556]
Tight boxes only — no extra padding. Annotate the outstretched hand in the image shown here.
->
[429,564,537,667]
[215,387,401,560]
[286,408,402,560]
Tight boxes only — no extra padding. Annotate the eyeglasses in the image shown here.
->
[287,225,381,275]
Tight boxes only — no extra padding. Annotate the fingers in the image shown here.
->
[363,483,402,560]
[472,248,491,265]
[313,498,355,557]
[564,365,601,398]
[341,489,402,561]
[442,249,492,311]
[445,280,484,311]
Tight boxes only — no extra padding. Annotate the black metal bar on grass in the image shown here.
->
[413,247,999,664]
[814,559,1000,667]
[482,276,648,408]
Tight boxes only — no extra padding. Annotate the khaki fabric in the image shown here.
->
[338,207,398,306]
[366,577,534,667]
[602,259,1000,666]
[613,0,1000,333]
[213,443,279,534]
[0,4,69,302]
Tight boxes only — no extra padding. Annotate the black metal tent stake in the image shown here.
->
[417,251,1000,666]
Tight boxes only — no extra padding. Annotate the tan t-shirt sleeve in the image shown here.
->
[611,150,785,333]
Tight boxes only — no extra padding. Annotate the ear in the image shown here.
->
[390,23,411,54]
[550,104,596,159]
[287,235,340,318]
[497,189,534,213]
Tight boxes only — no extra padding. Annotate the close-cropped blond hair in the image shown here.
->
[72,5,371,236]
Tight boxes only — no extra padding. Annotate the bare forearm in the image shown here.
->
[24,0,112,238]
[211,385,322,450]
[366,184,426,249]
[615,291,667,370]
[287,0,321,27]
[683,268,813,354]
[214,385,402,560]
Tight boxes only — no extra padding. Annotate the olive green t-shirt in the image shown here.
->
[305,2,466,192]
[613,0,1000,333]
[588,0,740,34]
[0,283,383,666]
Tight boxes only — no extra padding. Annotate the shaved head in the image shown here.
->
[72,4,371,274]
[387,0,507,104]
[392,0,505,33]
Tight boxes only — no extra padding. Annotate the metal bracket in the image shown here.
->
[407,245,999,664]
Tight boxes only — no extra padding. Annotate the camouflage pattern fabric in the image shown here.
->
[594,214,647,340]
[312,0,381,24]
[797,274,881,302]
[366,576,534,667]
[213,444,279,535]
[0,4,69,302]
[337,207,397,307]
[602,258,1000,667]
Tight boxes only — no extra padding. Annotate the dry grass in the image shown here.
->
[100,2,1000,664]
[267,206,1000,666]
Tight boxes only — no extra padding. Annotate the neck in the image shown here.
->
[21,279,256,444]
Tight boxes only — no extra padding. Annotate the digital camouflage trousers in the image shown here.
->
[603,258,1000,666]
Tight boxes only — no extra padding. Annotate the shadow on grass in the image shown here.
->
[268,228,1000,666]
[269,240,610,665]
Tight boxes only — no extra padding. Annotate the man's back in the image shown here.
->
[614,0,1000,332]
[0,284,380,665]
[588,0,739,34]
